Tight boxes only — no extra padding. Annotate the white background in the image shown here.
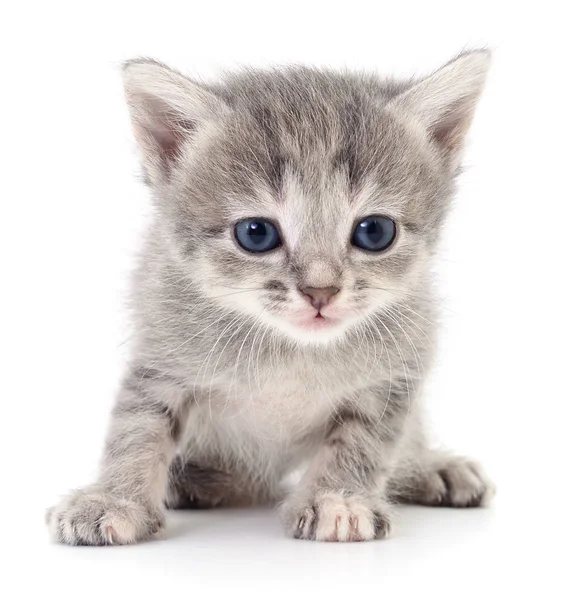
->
[1,1,562,598]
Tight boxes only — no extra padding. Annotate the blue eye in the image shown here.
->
[352,216,396,252]
[234,219,281,253]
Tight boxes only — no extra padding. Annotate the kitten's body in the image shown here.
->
[47,53,494,545]
[137,239,434,505]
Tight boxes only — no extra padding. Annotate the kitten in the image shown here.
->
[47,51,495,545]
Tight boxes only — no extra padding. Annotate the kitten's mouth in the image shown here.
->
[295,311,337,330]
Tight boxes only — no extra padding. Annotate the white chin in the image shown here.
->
[275,319,350,345]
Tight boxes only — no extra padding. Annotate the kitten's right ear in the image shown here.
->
[389,50,491,169]
[123,59,228,185]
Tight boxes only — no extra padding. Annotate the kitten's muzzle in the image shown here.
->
[299,286,340,312]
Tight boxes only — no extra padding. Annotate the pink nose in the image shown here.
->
[299,286,340,311]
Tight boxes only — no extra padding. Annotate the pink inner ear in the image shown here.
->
[132,91,196,177]
[151,122,186,164]
[430,99,473,153]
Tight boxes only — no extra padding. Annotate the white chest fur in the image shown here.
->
[184,350,387,471]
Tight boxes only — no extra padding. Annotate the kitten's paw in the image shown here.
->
[281,491,392,542]
[46,487,164,545]
[412,458,496,508]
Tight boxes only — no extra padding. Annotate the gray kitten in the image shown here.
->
[47,51,495,545]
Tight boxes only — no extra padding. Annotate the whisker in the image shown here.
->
[373,313,414,419]
[369,316,394,430]
[208,313,254,418]
[208,289,264,300]
[370,285,458,316]
[383,308,423,380]
[226,311,264,414]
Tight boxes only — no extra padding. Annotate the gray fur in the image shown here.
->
[47,51,495,545]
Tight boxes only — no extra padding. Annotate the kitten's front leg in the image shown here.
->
[47,367,189,545]
[281,388,409,542]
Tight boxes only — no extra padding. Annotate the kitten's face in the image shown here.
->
[124,55,489,344]
[174,110,442,345]
[192,176,429,345]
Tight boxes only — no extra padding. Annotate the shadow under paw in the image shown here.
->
[166,460,235,510]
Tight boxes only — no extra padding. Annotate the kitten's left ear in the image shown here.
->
[390,50,491,167]
[123,58,229,185]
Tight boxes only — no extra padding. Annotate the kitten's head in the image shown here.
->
[123,52,490,345]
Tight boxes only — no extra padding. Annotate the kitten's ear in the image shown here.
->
[390,50,491,166]
[123,59,228,184]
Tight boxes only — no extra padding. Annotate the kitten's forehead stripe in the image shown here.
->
[217,69,397,194]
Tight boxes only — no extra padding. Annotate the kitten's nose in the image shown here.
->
[299,286,340,311]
